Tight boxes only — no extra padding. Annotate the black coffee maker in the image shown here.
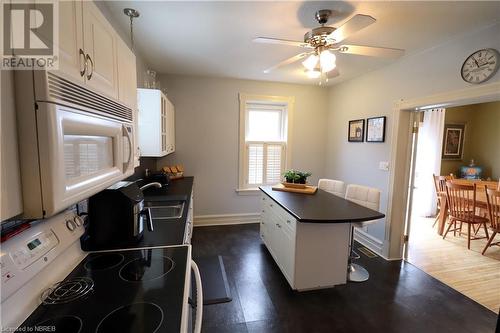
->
[86,181,152,248]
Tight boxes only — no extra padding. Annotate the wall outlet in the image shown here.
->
[379,161,390,171]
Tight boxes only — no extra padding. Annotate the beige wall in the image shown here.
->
[440,101,500,180]
[325,22,500,254]
[157,74,329,216]
[469,102,500,180]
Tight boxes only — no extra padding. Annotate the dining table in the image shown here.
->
[436,179,499,235]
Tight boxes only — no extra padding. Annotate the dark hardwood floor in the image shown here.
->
[191,224,498,333]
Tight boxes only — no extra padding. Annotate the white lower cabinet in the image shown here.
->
[260,196,295,285]
[260,193,351,291]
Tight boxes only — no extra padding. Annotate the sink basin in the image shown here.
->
[146,201,185,220]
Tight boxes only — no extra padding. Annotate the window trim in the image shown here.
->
[237,93,295,192]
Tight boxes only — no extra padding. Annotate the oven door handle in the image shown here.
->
[122,125,133,172]
[191,260,203,333]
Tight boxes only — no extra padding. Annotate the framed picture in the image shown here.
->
[348,119,365,142]
[442,124,465,160]
[366,116,386,142]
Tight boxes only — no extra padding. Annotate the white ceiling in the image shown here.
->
[105,1,500,85]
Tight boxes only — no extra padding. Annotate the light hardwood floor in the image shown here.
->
[407,217,500,313]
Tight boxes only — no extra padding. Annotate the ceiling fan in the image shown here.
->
[254,9,405,80]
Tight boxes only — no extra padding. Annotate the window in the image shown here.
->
[238,94,294,191]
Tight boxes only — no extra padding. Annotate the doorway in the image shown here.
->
[404,101,500,312]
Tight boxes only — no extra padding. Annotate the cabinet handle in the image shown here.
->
[276,223,281,228]
[262,210,265,213]
[85,54,94,80]
[270,204,273,207]
[79,49,87,77]
[286,220,291,224]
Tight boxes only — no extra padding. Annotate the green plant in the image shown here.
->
[283,169,312,184]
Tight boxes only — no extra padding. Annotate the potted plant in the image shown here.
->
[283,169,300,183]
[296,171,312,184]
[283,169,312,187]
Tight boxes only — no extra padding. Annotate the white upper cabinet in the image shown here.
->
[82,1,119,99]
[116,38,138,110]
[45,1,134,105]
[137,89,176,157]
[54,0,84,83]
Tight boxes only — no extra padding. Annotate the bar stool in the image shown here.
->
[318,179,346,197]
[345,184,381,282]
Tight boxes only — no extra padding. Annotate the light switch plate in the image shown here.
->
[379,161,390,171]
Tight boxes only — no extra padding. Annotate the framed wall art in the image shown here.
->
[366,116,386,142]
[348,119,365,142]
[442,123,465,160]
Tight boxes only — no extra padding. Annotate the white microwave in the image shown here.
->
[15,71,136,219]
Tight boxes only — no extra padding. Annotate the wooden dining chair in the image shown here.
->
[443,182,489,249]
[483,188,500,255]
[432,174,449,228]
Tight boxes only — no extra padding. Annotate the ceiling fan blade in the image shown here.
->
[338,44,405,58]
[263,52,312,73]
[327,68,340,79]
[327,14,376,44]
[253,37,312,48]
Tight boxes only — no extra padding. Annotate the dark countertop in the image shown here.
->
[81,177,194,250]
[259,186,385,223]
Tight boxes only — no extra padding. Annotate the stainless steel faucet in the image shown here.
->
[139,182,162,191]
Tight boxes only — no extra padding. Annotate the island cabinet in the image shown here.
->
[260,192,351,291]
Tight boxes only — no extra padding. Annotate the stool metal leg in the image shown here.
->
[347,225,370,282]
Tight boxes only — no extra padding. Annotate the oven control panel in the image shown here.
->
[9,231,59,269]
[0,209,85,303]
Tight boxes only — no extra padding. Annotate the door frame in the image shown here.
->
[383,81,500,260]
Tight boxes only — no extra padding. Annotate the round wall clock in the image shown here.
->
[461,48,499,84]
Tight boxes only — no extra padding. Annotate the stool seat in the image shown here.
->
[345,184,381,283]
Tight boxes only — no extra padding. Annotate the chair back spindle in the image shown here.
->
[485,188,500,231]
[445,182,476,221]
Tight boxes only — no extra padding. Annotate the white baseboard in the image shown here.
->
[194,213,260,227]
[353,228,385,258]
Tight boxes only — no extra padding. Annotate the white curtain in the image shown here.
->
[413,108,446,217]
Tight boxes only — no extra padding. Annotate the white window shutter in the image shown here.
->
[266,144,283,184]
[247,143,264,185]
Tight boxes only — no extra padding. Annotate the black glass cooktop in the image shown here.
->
[19,246,189,333]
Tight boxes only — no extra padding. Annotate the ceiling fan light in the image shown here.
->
[305,69,321,79]
[302,54,319,70]
[320,50,336,72]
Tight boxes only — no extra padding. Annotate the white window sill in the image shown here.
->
[235,188,261,196]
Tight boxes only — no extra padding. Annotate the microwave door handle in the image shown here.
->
[122,125,133,172]
[191,261,203,333]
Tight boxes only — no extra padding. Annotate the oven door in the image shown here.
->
[36,103,133,217]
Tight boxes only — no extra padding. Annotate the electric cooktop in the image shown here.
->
[19,245,190,333]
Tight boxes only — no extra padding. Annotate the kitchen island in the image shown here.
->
[259,186,384,291]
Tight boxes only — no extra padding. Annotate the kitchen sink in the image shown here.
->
[146,201,185,220]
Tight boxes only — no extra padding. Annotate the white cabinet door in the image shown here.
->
[160,95,168,155]
[82,1,118,99]
[166,99,175,153]
[116,38,137,109]
[1,71,23,221]
[52,0,85,83]
[279,222,296,282]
